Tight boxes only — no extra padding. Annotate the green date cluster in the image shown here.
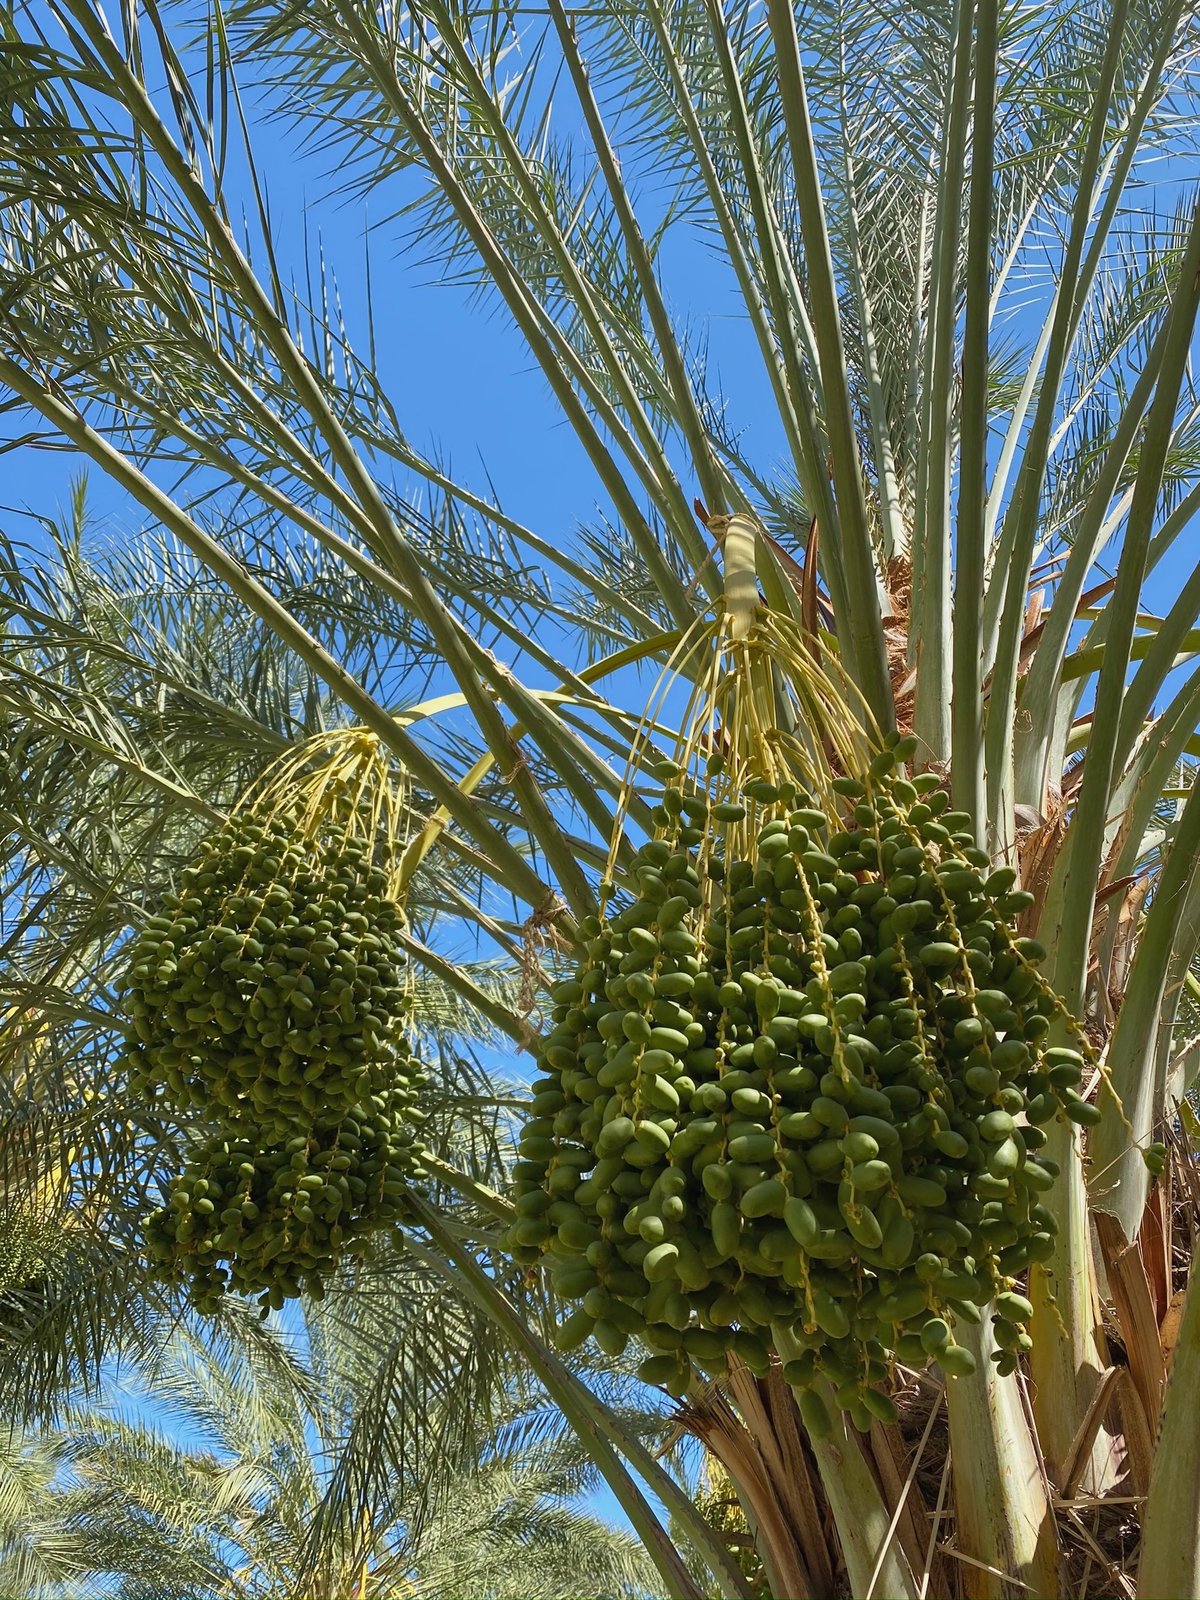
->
[123,814,424,1314]
[511,749,1093,1434]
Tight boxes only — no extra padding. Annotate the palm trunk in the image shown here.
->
[945,1325,1060,1599]
[1137,1257,1200,1598]
[683,1368,831,1600]
[1027,1120,1109,1480]
[685,1364,965,1600]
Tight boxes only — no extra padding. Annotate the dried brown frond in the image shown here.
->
[883,554,915,734]
[1017,794,1069,935]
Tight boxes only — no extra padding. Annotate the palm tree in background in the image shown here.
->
[2,1301,659,1600]
[2,0,1200,1595]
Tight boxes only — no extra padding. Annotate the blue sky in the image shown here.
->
[0,10,788,572]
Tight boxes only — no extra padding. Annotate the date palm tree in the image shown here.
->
[15,1297,661,1600]
[2,1,1200,1595]
[0,1289,663,1599]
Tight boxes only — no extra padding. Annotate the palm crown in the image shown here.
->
[2,0,1200,1595]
